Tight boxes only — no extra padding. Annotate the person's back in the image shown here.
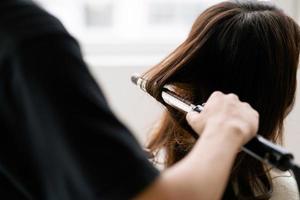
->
[142,1,300,199]
[0,0,159,199]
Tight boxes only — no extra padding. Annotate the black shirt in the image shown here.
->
[0,0,159,199]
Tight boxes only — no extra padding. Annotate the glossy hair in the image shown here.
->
[143,1,300,199]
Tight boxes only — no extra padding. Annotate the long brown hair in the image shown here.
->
[143,1,300,199]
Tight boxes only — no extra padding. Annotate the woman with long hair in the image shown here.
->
[143,0,300,199]
[0,0,259,199]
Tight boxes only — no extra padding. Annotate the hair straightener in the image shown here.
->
[131,74,300,176]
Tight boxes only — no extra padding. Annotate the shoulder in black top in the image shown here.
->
[0,0,159,199]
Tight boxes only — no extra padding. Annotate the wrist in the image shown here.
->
[200,124,244,153]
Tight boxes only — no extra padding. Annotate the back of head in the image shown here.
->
[144,0,300,199]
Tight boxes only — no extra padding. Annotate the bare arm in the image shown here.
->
[135,92,258,200]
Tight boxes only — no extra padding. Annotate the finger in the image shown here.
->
[209,91,224,101]
[186,111,199,124]
[186,111,204,135]
[204,91,224,108]
[227,93,239,101]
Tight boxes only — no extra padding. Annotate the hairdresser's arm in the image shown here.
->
[135,92,258,200]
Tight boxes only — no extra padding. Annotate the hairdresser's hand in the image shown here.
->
[186,91,258,149]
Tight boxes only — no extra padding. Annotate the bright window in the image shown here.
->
[35,0,294,67]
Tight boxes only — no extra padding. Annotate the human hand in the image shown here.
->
[186,91,259,149]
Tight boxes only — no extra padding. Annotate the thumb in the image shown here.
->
[186,111,199,124]
[186,111,205,136]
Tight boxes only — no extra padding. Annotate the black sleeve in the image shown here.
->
[0,1,159,200]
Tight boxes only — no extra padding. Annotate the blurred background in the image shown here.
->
[35,0,300,161]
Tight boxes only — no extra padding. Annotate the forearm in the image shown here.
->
[136,129,239,200]
[162,130,239,200]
